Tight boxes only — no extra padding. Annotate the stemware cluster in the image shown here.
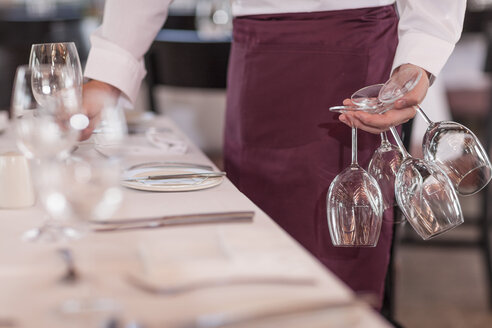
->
[10,42,127,242]
[328,66,492,246]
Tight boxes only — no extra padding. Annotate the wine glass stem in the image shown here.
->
[389,126,411,159]
[380,131,390,145]
[414,105,432,125]
[351,127,358,165]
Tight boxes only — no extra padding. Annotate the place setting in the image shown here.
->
[5,39,234,239]
[121,161,226,192]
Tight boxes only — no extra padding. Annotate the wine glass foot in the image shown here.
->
[21,224,84,243]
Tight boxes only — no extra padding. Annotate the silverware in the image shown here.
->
[91,211,254,232]
[178,297,371,328]
[123,172,226,182]
[126,274,317,296]
[58,248,79,284]
[126,162,214,171]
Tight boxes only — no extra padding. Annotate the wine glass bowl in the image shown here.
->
[422,120,492,196]
[35,155,123,241]
[327,165,383,246]
[29,42,83,124]
[11,65,81,160]
[29,42,83,88]
[395,157,464,239]
[351,84,387,114]
[327,107,383,247]
[368,134,403,211]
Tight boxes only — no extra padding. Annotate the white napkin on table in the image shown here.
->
[95,127,188,158]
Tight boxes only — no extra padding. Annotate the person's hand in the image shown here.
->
[338,63,430,134]
[80,80,121,140]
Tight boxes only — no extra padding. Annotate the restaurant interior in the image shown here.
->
[1,0,492,327]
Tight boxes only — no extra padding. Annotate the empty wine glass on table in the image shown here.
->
[33,154,123,241]
[29,42,84,127]
[11,64,84,160]
[32,88,129,241]
[326,108,383,247]
[29,42,83,90]
[351,84,404,212]
[10,64,88,242]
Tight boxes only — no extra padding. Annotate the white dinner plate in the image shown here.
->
[121,164,224,192]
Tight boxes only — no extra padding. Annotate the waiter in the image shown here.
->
[83,0,465,312]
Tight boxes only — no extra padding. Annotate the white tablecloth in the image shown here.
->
[0,115,391,328]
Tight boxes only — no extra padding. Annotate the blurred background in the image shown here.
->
[1,0,492,327]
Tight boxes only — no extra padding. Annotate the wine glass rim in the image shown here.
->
[31,41,76,47]
[352,83,385,97]
[329,105,378,113]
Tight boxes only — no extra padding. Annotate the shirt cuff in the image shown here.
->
[84,31,147,104]
[392,32,456,79]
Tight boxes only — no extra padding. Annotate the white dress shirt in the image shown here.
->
[84,0,466,104]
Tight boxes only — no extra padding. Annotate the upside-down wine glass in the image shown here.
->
[351,84,404,212]
[378,66,492,196]
[326,109,383,247]
[330,68,464,240]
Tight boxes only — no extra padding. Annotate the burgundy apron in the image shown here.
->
[224,5,398,308]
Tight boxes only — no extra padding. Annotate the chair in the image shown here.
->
[144,29,230,113]
[144,27,231,162]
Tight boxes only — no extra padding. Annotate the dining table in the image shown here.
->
[0,113,392,328]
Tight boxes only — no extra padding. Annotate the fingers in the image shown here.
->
[338,107,416,133]
[336,64,430,134]
[79,80,121,141]
[339,113,385,134]
[342,98,353,106]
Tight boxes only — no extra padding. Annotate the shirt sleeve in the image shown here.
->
[393,0,466,78]
[84,0,172,103]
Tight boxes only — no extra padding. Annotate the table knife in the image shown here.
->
[91,211,254,232]
[123,172,226,182]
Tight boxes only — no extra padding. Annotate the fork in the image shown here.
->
[125,274,317,296]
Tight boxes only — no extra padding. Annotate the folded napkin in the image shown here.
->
[137,229,314,282]
[95,127,188,158]
[145,127,188,154]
